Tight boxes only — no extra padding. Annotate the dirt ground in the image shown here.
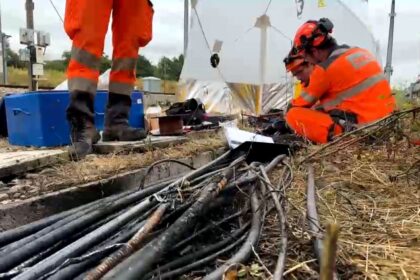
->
[257,110,420,279]
[0,87,26,98]
[0,132,226,204]
[1,107,419,279]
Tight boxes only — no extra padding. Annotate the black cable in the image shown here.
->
[44,207,159,280]
[264,0,273,14]
[203,188,263,280]
[153,233,247,280]
[103,161,244,279]
[0,184,164,275]
[148,223,250,278]
[138,159,196,190]
[171,209,245,252]
[48,0,64,23]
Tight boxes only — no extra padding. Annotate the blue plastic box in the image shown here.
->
[5,91,144,147]
[94,91,144,130]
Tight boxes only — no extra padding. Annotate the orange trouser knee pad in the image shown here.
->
[285,107,343,144]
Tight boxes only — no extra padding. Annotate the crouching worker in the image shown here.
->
[258,50,313,138]
[283,49,313,87]
[285,18,396,144]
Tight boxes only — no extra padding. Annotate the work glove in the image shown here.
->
[259,120,291,136]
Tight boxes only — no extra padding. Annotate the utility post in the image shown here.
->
[25,0,37,90]
[20,1,50,91]
[0,1,6,84]
[184,0,189,56]
[384,0,396,83]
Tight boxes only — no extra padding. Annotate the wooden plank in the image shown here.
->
[0,150,68,179]
[93,136,188,154]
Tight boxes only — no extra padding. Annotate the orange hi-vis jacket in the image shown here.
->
[291,45,395,124]
[64,0,154,96]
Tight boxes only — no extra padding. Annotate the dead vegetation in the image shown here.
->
[1,107,419,279]
[5,133,225,202]
[258,108,420,279]
[0,138,37,153]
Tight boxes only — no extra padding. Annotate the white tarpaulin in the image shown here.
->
[179,0,379,115]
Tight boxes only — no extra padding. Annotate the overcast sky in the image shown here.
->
[1,0,420,86]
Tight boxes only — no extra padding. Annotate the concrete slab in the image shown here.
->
[93,136,188,154]
[0,150,68,179]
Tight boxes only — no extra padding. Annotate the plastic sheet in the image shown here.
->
[180,0,378,114]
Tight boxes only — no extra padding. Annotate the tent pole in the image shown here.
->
[184,0,189,56]
[256,15,270,115]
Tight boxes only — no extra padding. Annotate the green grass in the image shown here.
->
[392,87,419,111]
[7,67,66,88]
[7,67,179,92]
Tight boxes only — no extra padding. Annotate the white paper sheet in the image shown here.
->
[223,127,273,149]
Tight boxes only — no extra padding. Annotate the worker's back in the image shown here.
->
[315,46,396,123]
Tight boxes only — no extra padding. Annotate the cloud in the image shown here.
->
[1,0,419,85]
[2,0,184,63]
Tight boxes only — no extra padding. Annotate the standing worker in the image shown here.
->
[65,0,154,158]
[285,18,396,144]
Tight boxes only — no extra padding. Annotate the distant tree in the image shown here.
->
[100,55,112,73]
[6,48,25,68]
[46,51,111,73]
[171,54,184,80]
[155,55,184,81]
[45,60,67,72]
[62,51,71,66]
[136,55,155,77]
[155,56,172,80]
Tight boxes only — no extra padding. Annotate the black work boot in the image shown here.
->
[102,93,147,142]
[67,91,101,160]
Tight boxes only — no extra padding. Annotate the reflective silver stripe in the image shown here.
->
[300,91,318,104]
[320,46,351,69]
[112,58,137,71]
[329,47,349,58]
[109,82,133,95]
[320,73,387,109]
[68,77,97,94]
[346,51,375,70]
[71,46,100,70]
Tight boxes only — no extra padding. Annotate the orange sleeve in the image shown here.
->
[291,66,329,108]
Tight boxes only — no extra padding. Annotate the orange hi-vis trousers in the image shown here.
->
[285,107,343,144]
[64,0,154,95]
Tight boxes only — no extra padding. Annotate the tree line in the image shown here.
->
[6,48,184,81]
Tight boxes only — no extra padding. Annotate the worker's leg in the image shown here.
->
[285,107,343,144]
[102,0,154,141]
[64,0,112,158]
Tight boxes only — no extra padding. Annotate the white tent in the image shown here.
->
[179,0,379,115]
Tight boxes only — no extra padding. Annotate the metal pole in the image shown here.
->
[183,0,189,56]
[384,0,396,83]
[1,36,7,84]
[26,0,37,90]
[0,2,5,84]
